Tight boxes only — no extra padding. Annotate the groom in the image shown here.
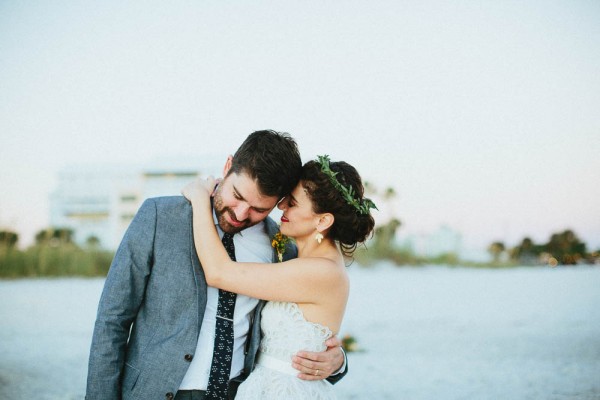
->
[86,130,346,400]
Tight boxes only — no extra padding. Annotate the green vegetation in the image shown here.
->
[353,183,598,268]
[0,230,19,248]
[341,334,361,353]
[354,218,461,267]
[0,229,114,278]
[2,193,597,277]
[353,185,412,266]
[355,221,598,268]
[487,229,596,267]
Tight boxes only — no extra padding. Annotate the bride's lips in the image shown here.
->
[281,215,289,223]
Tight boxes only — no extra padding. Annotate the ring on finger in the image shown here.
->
[314,369,320,376]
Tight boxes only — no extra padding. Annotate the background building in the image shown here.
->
[49,156,223,249]
[401,224,464,259]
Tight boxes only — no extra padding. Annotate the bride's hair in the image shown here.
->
[301,160,375,257]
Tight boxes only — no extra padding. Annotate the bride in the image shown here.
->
[183,155,376,399]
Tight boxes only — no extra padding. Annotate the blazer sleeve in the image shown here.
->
[85,199,157,400]
[326,350,348,384]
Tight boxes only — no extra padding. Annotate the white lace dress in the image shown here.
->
[236,301,337,399]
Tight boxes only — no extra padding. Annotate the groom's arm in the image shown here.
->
[292,336,348,384]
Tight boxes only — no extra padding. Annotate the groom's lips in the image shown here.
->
[225,210,244,227]
[228,218,243,227]
[281,215,289,223]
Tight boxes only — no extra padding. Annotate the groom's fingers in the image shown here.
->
[324,336,342,348]
[296,372,324,381]
[292,352,333,381]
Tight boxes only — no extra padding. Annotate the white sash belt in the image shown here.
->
[256,354,298,376]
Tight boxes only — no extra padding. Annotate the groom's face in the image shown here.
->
[213,171,279,234]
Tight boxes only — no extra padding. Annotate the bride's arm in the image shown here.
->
[182,178,345,304]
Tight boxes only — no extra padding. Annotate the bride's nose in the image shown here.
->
[277,197,289,210]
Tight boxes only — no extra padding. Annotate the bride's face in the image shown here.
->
[277,182,320,240]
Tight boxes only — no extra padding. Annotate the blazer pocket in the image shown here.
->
[123,362,141,392]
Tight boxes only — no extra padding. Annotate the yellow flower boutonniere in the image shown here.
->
[271,232,290,262]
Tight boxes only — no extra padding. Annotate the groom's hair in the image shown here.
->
[228,130,302,198]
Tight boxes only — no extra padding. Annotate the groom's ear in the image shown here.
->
[222,155,234,177]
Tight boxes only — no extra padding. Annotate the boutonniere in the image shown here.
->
[271,232,290,262]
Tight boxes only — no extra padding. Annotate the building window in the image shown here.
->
[120,195,137,202]
[121,214,135,221]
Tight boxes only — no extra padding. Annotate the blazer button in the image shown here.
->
[184,354,194,362]
[165,392,174,400]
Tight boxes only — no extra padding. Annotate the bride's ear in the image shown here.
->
[222,155,234,177]
[316,213,334,232]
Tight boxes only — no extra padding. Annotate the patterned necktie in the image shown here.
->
[206,232,237,399]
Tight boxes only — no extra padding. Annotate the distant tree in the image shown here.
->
[86,235,101,248]
[374,218,401,249]
[488,241,505,263]
[354,182,410,265]
[520,237,534,252]
[35,228,75,246]
[0,230,19,248]
[383,187,396,200]
[544,229,586,265]
[364,181,377,196]
[510,237,541,264]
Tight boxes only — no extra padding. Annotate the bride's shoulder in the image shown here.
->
[300,255,347,278]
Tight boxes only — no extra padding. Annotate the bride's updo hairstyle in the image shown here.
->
[301,158,376,257]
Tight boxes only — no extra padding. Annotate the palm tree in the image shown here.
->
[0,230,18,248]
[488,241,505,263]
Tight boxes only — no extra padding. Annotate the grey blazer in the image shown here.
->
[86,196,345,400]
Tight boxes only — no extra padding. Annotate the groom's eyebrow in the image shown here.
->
[233,185,270,213]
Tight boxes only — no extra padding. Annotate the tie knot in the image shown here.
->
[222,232,234,240]
[221,232,236,261]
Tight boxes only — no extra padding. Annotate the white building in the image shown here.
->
[401,225,463,258]
[49,156,223,249]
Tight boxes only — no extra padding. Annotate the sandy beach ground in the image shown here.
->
[1,264,599,399]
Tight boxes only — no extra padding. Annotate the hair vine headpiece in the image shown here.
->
[316,155,378,215]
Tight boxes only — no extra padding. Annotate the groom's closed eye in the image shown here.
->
[233,188,270,214]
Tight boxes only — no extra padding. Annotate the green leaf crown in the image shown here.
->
[315,155,378,215]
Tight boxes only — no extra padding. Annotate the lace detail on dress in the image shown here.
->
[259,302,332,361]
[235,301,336,400]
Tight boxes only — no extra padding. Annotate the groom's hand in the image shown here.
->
[292,336,345,381]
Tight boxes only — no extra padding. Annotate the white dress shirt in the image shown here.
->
[179,212,273,390]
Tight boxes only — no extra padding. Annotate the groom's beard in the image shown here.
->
[213,188,256,234]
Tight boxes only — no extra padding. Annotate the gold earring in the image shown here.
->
[315,232,324,244]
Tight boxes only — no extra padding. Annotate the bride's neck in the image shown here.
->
[295,236,336,258]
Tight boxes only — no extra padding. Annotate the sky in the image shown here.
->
[1,0,599,255]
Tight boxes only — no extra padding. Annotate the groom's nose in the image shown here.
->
[233,203,250,221]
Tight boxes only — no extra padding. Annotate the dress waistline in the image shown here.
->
[256,354,298,376]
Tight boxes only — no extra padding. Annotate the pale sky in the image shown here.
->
[1,1,599,254]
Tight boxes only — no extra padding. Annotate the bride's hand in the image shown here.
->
[182,176,219,206]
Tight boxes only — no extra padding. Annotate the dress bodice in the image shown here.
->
[235,301,337,399]
[259,301,333,361]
